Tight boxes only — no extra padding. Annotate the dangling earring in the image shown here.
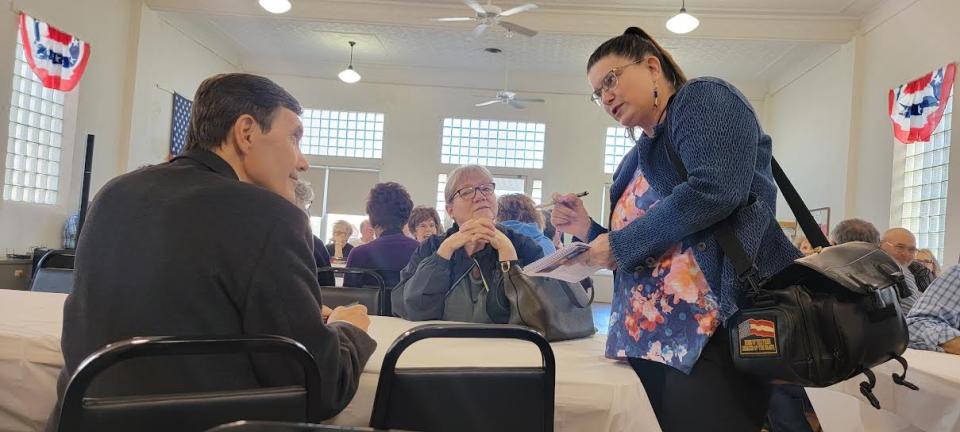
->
[653,86,660,109]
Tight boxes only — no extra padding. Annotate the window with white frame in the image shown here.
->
[300,109,383,158]
[441,118,544,169]
[4,30,65,204]
[604,126,632,174]
[436,174,448,224]
[899,87,953,261]
[531,180,543,205]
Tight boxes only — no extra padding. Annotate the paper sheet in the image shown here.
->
[522,242,603,282]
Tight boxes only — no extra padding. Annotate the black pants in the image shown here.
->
[629,328,770,432]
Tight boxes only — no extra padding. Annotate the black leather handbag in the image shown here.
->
[662,128,919,409]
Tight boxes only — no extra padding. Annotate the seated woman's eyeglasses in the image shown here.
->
[590,59,645,106]
[454,183,496,201]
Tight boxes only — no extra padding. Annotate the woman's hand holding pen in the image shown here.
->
[550,192,592,241]
[584,234,617,270]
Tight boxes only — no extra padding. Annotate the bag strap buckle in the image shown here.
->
[737,265,763,298]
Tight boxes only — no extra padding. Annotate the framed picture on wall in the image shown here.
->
[779,220,798,242]
[809,207,831,238]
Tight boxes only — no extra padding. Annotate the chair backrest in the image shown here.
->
[206,420,386,431]
[59,335,323,432]
[30,267,74,293]
[370,324,556,432]
[371,269,401,291]
[32,248,75,277]
[317,267,387,315]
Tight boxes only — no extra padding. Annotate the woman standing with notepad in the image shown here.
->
[551,27,801,431]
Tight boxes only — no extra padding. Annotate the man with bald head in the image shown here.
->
[880,228,924,314]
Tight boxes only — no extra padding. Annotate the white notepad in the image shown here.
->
[522,242,603,282]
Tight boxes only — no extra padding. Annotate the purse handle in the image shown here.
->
[659,98,828,292]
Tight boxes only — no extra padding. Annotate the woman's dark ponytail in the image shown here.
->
[588,27,688,90]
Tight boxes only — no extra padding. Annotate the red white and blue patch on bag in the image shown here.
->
[18,12,91,92]
[888,63,956,144]
[737,318,779,357]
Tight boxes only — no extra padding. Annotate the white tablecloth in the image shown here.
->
[4,289,960,432]
[0,290,655,432]
[0,290,66,432]
[809,349,960,432]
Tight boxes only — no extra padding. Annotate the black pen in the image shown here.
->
[536,191,589,209]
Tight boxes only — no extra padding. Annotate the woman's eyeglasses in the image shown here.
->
[453,183,496,201]
[590,59,645,106]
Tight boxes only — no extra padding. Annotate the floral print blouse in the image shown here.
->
[605,168,721,374]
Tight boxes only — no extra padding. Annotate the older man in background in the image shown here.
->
[831,218,880,245]
[880,228,925,314]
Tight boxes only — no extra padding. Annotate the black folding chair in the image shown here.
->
[31,248,75,275]
[30,249,76,294]
[370,324,556,432]
[58,335,323,432]
[317,267,388,316]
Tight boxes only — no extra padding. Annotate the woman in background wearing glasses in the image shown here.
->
[551,27,801,431]
[391,165,544,322]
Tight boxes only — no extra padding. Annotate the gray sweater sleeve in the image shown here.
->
[244,219,376,420]
[393,250,453,321]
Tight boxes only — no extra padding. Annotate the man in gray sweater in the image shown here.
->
[46,73,375,430]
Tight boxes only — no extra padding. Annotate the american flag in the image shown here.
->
[170,92,192,157]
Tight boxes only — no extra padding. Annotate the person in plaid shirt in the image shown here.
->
[907,264,960,354]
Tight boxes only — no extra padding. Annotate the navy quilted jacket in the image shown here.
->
[585,77,801,323]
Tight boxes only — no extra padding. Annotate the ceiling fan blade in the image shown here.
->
[514,97,545,103]
[435,17,476,22]
[500,3,538,16]
[475,100,502,107]
[499,21,537,37]
[508,100,527,109]
[471,23,489,38]
[464,0,486,15]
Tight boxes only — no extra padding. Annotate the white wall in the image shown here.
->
[764,0,960,263]
[0,1,241,251]
[847,0,960,263]
[125,7,241,170]
[268,73,618,223]
[764,41,856,232]
[0,0,140,251]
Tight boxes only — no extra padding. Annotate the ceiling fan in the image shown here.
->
[475,49,544,109]
[434,0,539,38]
[475,90,545,109]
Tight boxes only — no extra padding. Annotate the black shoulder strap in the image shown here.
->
[660,108,828,289]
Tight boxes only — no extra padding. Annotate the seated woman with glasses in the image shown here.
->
[391,165,544,322]
[326,220,355,263]
[916,248,941,278]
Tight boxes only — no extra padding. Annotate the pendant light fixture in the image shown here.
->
[666,0,699,34]
[258,0,292,14]
[338,41,362,84]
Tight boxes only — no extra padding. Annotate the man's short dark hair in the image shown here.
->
[185,73,302,151]
[366,182,413,232]
[832,218,880,245]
